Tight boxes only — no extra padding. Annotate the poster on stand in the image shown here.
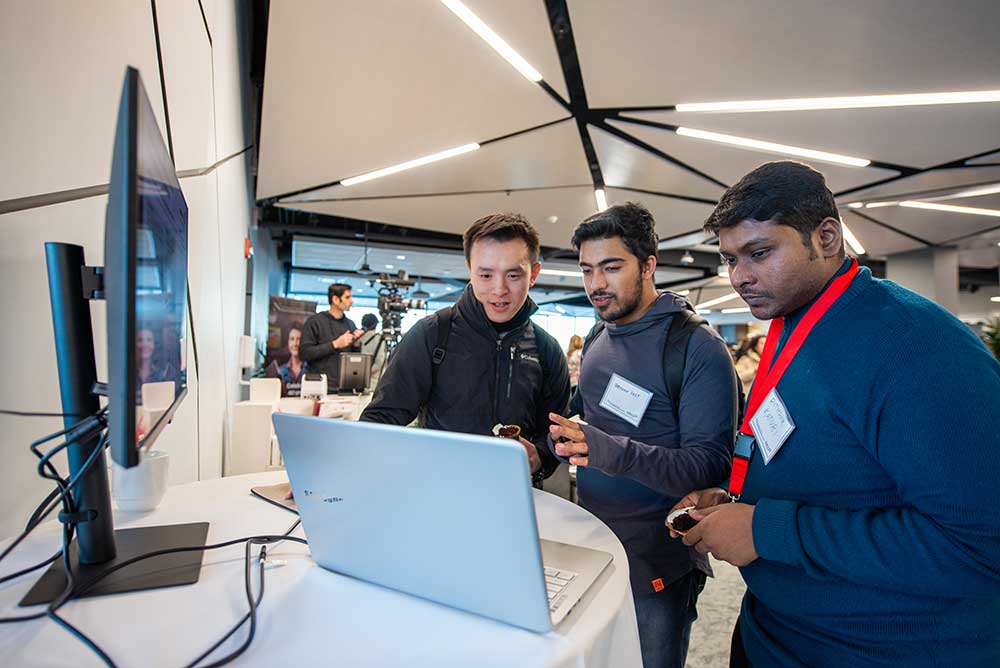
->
[265,296,318,397]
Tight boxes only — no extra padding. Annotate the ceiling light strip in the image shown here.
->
[595,188,608,211]
[841,220,866,255]
[899,201,1000,218]
[440,0,543,82]
[675,90,1000,113]
[539,268,582,277]
[340,143,480,186]
[675,127,871,167]
[695,291,743,310]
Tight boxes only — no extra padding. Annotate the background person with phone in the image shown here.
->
[299,282,364,394]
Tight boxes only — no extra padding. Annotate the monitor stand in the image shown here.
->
[20,522,210,606]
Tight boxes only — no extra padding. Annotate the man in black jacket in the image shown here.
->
[299,283,364,394]
[360,213,570,483]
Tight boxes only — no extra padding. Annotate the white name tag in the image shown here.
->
[750,388,795,465]
[599,373,654,427]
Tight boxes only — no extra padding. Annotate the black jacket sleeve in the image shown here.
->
[299,315,333,363]
[359,317,435,426]
[532,332,571,479]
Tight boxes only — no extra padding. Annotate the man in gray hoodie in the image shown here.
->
[548,202,737,668]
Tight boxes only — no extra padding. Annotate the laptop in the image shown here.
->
[271,413,613,633]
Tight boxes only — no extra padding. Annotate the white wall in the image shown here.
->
[0,1,253,537]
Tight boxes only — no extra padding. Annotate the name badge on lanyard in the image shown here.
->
[749,387,795,465]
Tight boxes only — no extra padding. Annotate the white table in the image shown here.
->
[1,472,641,667]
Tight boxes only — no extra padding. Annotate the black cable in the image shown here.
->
[0,409,90,418]
[0,552,59,587]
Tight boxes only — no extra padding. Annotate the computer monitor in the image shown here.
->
[22,67,207,606]
[337,352,372,393]
[105,65,189,468]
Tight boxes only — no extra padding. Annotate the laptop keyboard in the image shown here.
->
[544,566,579,612]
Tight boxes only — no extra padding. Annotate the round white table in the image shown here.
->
[1,472,641,667]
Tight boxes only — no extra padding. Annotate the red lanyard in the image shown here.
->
[729,259,859,499]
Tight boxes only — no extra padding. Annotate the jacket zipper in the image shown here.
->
[506,345,515,400]
[492,338,503,426]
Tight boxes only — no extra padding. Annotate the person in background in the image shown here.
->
[733,334,765,396]
[672,161,1000,668]
[299,283,364,394]
[566,334,583,392]
[361,213,570,486]
[358,313,388,390]
[549,202,737,668]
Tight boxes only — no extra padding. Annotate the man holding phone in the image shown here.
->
[299,283,365,394]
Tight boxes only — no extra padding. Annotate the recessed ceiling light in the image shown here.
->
[546,215,559,225]
[675,90,1000,113]
[991,296,1000,302]
[676,127,871,167]
[899,201,1000,218]
[594,188,608,211]
[396,255,406,260]
[439,0,543,82]
[341,143,479,186]
[680,250,695,265]
[385,264,394,269]
[847,202,864,209]
[722,307,752,314]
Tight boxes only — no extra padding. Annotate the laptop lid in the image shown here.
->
[271,413,553,633]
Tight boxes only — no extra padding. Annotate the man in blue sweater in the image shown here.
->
[549,202,738,668]
[672,161,1000,667]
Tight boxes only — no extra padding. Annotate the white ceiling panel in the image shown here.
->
[847,206,1000,249]
[839,166,1000,204]
[278,187,601,248]
[629,105,1000,171]
[571,0,1000,108]
[590,126,724,200]
[257,0,567,200]
[462,0,570,102]
[288,119,586,202]
[842,211,925,258]
[607,120,898,195]
[604,188,716,240]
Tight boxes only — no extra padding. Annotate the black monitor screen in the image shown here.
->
[106,67,188,467]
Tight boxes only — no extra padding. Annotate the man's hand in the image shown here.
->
[666,487,730,538]
[518,437,542,474]
[333,331,356,349]
[548,413,589,466]
[681,503,758,567]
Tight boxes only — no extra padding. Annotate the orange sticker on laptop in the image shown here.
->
[651,578,665,592]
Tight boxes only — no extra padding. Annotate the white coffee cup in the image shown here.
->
[112,449,170,512]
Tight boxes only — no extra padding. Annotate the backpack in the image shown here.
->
[579,307,746,425]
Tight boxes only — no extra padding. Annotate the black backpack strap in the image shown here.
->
[430,306,453,387]
[662,309,707,422]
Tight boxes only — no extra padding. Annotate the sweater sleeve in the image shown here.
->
[752,330,1000,598]
[584,328,737,496]
[359,317,434,426]
[299,316,334,363]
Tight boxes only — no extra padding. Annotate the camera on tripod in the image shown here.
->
[375,271,427,340]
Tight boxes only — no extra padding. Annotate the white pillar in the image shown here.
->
[885,247,960,314]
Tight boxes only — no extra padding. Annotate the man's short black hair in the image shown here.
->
[571,202,658,266]
[703,161,842,253]
[360,313,378,330]
[328,283,352,304]
[463,213,541,264]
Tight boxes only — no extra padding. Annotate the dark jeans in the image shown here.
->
[729,617,752,668]
[633,570,706,668]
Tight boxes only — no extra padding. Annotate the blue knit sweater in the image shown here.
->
[740,263,1000,667]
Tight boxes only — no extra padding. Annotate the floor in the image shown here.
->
[686,557,745,668]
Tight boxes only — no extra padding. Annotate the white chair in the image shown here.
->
[249,377,281,403]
